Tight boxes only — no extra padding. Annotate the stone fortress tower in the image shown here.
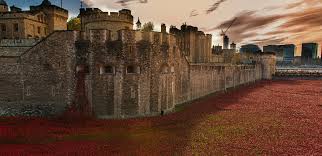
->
[80,8,133,40]
[29,0,68,32]
[170,25,212,63]
[0,0,8,12]
[260,52,277,79]
[0,0,68,39]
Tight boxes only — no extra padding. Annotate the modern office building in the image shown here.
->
[263,44,295,63]
[240,44,261,54]
[302,43,318,60]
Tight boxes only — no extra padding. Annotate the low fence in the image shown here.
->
[275,67,322,77]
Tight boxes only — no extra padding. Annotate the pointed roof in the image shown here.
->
[0,0,7,6]
[136,17,141,25]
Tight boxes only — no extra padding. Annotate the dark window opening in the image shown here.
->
[84,65,89,73]
[13,23,18,32]
[127,66,135,74]
[38,27,41,34]
[126,66,140,74]
[1,24,6,32]
[105,66,114,74]
[26,86,31,96]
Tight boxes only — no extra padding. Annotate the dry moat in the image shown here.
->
[0,80,321,155]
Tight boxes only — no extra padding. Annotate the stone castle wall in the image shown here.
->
[0,30,275,118]
[0,31,78,116]
[81,29,268,118]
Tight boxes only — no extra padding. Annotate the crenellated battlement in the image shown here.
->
[80,8,133,25]
[84,29,177,46]
[121,30,177,45]
[170,25,212,38]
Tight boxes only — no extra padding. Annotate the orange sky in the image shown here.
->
[83,0,322,57]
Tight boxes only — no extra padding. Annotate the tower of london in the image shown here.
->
[0,4,276,118]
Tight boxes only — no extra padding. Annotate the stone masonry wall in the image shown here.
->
[0,31,78,117]
[0,30,274,118]
[85,29,268,119]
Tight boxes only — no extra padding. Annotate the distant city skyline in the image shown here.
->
[4,0,322,57]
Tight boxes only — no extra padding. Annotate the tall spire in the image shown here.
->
[136,17,142,30]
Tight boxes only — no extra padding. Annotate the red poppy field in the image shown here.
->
[0,80,321,155]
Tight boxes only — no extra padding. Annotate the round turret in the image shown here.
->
[260,53,276,80]
[0,0,8,12]
[81,8,134,33]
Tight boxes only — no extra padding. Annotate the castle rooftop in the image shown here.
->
[40,0,51,6]
[0,0,7,6]
[29,0,68,13]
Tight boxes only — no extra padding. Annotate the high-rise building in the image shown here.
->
[223,35,229,49]
[263,44,295,63]
[282,44,295,62]
[240,44,261,54]
[302,43,318,60]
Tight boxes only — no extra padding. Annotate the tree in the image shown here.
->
[67,17,81,31]
[141,22,154,32]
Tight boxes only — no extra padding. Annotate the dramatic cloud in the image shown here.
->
[83,0,94,7]
[286,0,322,9]
[206,0,228,14]
[280,7,322,29]
[116,0,148,7]
[212,0,322,50]
[251,37,289,48]
[190,10,199,17]
[82,0,148,8]
[207,11,285,43]
[214,11,284,32]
